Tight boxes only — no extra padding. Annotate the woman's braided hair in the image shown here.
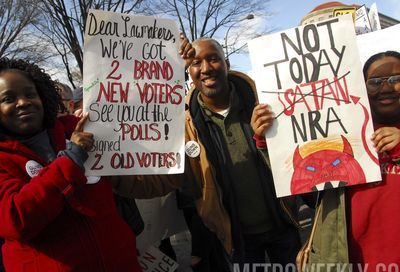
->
[0,58,65,129]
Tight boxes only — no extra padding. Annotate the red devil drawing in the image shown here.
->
[291,135,366,194]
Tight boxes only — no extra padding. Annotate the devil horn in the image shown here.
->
[341,135,354,157]
[293,145,303,167]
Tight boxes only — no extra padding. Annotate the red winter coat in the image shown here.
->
[0,118,141,272]
[348,123,400,268]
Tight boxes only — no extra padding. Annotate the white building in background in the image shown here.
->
[300,1,399,28]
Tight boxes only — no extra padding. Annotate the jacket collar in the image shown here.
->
[0,119,72,164]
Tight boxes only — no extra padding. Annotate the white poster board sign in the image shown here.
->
[138,246,179,272]
[357,24,400,67]
[368,3,382,31]
[248,15,381,197]
[355,5,372,35]
[135,191,187,251]
[83,9,185,175]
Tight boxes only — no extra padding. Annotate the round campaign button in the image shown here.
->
[25,160,43,178]
[185,141,201,158]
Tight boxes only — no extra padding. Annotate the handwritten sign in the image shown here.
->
[83,10,185,175]
[368,3,381,32]
[138,246,179,272]
[355,5,372,35]
[248,15,381,197]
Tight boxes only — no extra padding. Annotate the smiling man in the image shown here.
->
[182,37,301,271]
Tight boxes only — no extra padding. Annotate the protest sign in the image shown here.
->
[355,5,372,35]
[248,14,381,197]
[135,191,187,251]
[138,246,179,272]
[83,10,185,175]
[368,3,382,31]
[357,23,400,67]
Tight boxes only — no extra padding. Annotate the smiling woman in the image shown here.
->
[0,72,44,137]
[0,62,61,138]
[305,50,400,269]
[0,58,142,272]
[363,51,400,125]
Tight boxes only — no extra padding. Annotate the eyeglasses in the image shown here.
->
[366,75,400,95]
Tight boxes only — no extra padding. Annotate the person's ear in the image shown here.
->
[68,100,75,113]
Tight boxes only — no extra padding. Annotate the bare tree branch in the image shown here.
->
[141,0,272,57]
[35,0,144,87]
[0,0,38,58]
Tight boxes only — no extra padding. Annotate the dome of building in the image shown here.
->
[300,1,358,26]
[310,1,347,12]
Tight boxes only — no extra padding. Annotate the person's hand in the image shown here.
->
[371,126,400,153]
[179,33,195,69]
[70,113,94,151]
[74,108,83,118]
[251,104,275,137]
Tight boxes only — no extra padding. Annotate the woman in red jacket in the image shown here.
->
[347,50,400,268]
[0,58,141,272]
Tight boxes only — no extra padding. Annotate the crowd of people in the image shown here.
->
[0,7,400,272]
